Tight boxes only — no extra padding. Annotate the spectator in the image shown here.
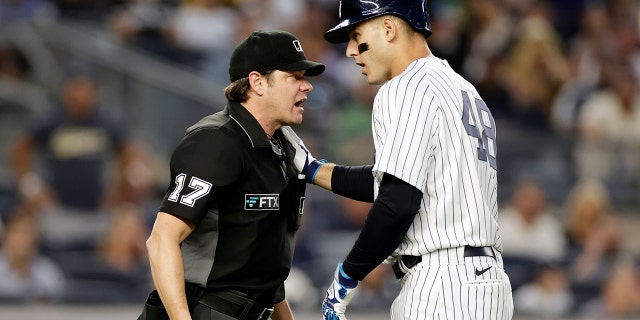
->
[551,2,615,135]
[275,0,354,136]
[325,81,377,166]
[58,202,152,303]
[106,0,178,62]
[0,42,50,214]
[234,0,307,32]
[96,202,150,279]
[463,0,514,84]
[0,42,49,112]
[427,0,469,72]
[579,257,640,319]
[164,0,240,69]
[513,263,574,318]
[563,179,624,310]
[499,179,568,292]
[574,61,640,192]
[9,71,141,251]
[500,0,570,131]
[309,194,398,311]
[598,258,640,318]
[462,0,515,120]
[283,265,319,311]
[105,141,160,211]
[0,204,66,303]
[499,179,567,263]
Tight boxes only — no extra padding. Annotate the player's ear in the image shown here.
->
[381,17,397,41]
[248,71,265,96]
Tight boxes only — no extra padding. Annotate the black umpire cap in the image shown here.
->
[229,30,326,82]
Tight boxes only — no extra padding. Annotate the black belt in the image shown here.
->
[198,290,273,320]
[392,246,496,279]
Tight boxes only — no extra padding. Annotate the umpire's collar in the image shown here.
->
[227,101,272,148]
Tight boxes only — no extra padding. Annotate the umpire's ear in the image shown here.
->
[248,70,267,96]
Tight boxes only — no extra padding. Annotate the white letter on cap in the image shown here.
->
[293,40,303,52]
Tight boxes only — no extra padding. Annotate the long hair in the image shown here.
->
[224,70,275,102]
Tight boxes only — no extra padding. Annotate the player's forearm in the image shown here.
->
[311,162,335,190]
[312,163,375,203]
[331,165,375,202]
[147,232,191,319]
[342,174,422,280]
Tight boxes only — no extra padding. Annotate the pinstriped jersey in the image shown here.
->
[371,56,502,257]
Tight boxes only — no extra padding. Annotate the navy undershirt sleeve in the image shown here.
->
[331,165,375,203]
[341,173,423,281]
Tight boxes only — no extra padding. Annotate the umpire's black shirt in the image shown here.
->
[158,101,306,305]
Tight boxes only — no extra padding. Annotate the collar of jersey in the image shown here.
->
[227,101,272,149]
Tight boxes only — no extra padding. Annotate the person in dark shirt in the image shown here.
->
[139,30,324,320]
[10,72,138,250]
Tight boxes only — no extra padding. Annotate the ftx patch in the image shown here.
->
[245,194,279,210]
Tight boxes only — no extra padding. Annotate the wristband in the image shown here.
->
[306,159,327,183]
[339,263,353,281]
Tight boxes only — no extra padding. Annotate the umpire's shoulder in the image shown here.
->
[185,110,238,137]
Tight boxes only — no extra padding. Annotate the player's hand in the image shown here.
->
[281,126,314,170]
[322,262,359,320]
[281,126,325,183]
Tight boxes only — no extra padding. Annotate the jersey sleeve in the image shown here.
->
[372,81,440,192]
[159,127,242,223]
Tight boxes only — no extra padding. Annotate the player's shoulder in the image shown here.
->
[389,57,455,88]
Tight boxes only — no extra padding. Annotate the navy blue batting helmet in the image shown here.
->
[324,0,431,43]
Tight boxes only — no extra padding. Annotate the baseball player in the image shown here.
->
[283,1,514,319]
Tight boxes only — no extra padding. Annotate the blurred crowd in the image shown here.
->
[1,0,640,319]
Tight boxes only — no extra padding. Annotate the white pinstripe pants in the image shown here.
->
[390,247,514,320]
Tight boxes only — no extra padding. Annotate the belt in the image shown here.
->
[463,246,495,259]
[198,290,273,320]
[392,246,496,279]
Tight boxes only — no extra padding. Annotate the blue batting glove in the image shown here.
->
[281,126,325,183]
[322,262,359,320]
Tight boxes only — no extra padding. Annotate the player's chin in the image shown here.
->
[365,74,385,85]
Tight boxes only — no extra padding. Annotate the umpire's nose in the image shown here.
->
[300,78,313,93]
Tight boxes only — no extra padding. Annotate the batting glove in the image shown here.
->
[281,126,325,183]
[322,262,359,320]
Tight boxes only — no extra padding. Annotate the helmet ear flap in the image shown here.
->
[324,0,432,44]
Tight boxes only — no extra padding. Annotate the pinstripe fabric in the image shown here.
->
[372,56,513,319]
[390,248,513,320]
[372,56,500,255]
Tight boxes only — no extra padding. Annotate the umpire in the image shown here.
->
[138,30,324,320]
